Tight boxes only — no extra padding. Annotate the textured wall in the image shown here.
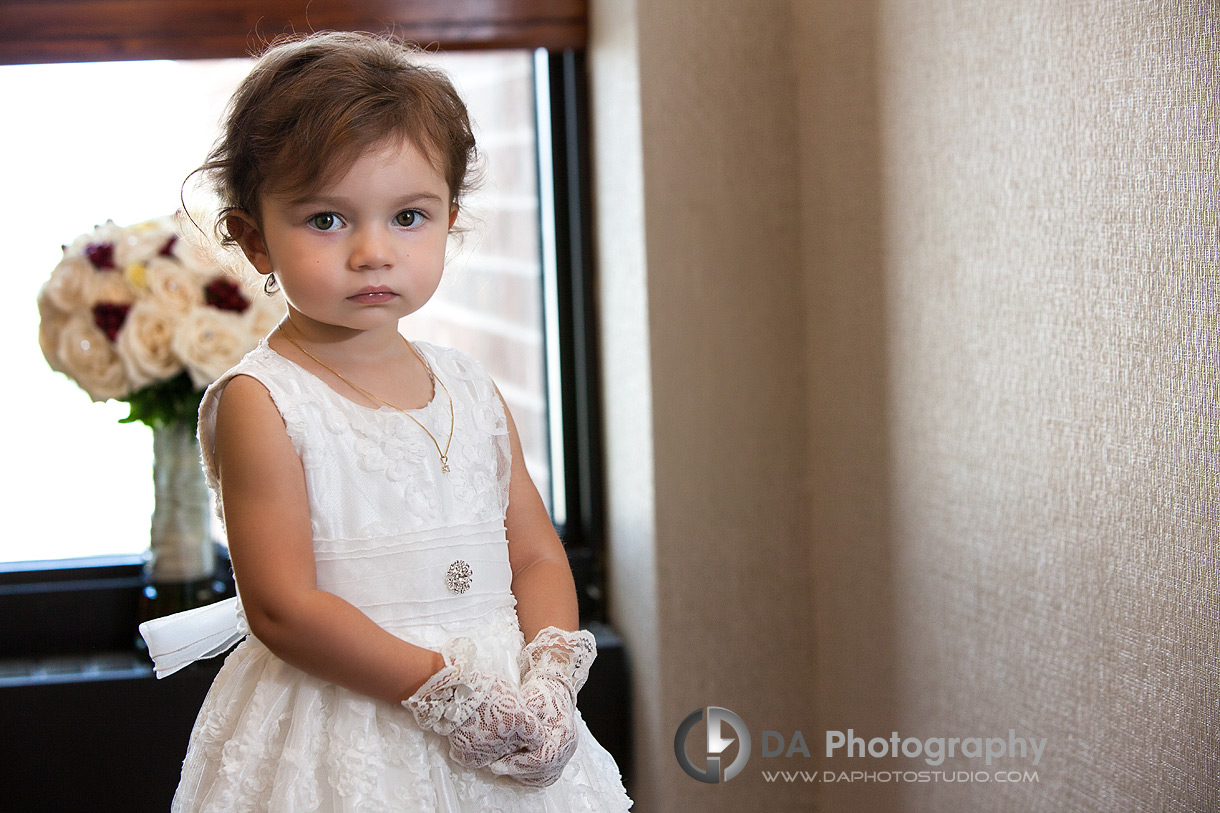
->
[803,1,1219,810]
[588,0,663,806]
[797,2,903,809]
[592,1,816,810]
[593,0,1217,810]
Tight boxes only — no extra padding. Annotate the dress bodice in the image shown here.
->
[198,340,517,632]
[201,339,512,538]
[142,340,519,677]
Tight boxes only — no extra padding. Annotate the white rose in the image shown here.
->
[37,295,70,374]
[172,307,250,388]
[64,219,125,262]
[92,271,137,307]
[145,256,205,313]
[55,314,132,401]
[41,255,98,313]
[116,299,185,389]
[115,217,176,267]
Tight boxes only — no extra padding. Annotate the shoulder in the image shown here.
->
[211,372,302,488]
[200,341,305,429]
[198,374,294,496]
[201,341,274,403]
[198,343,295,471]
[413,339,478,369]
[212,374,289,453]
[413,340,495,388]
[215,373,279,419]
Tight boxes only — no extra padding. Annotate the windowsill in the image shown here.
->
[0,546,235,659]
[0,553,147,574]
[0,650,153,688]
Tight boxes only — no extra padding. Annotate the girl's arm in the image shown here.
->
[500,391,580,641]
[213,374,445,704]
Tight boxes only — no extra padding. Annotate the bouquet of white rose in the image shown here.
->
[37,215,280,428]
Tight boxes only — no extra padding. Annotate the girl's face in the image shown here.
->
[236,137,457,337]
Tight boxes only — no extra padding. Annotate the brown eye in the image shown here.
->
[395,210,423,228]
[309,213,340,231]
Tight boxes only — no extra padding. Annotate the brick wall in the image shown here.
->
[408,51,553,511]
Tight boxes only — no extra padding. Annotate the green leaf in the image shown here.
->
[117,372,204,431]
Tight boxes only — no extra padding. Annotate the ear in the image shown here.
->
[226,211,273,276]
[448,205,459,230]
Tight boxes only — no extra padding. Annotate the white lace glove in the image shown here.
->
[403,637,544,769]
[489,626,597,786]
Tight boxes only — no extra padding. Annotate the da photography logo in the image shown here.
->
[674,706,752,783]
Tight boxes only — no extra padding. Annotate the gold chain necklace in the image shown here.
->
[277,324,455,474]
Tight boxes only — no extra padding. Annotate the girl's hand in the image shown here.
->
[404,638,544,769]
[489,626,596,786]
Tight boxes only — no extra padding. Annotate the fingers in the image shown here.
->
[487,730,577,787]
[445,677,546,769]
[486,708,579,786]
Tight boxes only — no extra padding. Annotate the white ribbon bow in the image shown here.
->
[138,596,244,678]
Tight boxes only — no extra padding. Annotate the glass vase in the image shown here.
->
[139,421,222,622]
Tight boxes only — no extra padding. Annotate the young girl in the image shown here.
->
[139,31,632,811]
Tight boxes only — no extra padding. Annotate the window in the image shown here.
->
[3,58,254,563]
[0,53,604,643]
[1,51,556,562]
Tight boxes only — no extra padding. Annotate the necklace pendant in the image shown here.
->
[440,456,450,474]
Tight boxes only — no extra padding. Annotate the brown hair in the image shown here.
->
[198,31,478,238]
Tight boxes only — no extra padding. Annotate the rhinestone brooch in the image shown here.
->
[445,560,473,594]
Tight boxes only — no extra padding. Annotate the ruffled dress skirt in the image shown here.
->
[174,606,630,812]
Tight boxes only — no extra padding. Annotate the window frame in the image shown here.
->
[537,47,605,621]
[0,7,606,658]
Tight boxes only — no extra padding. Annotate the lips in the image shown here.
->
[348,286,397,304]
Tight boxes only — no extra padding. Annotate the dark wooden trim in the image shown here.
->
[0,0,587,64]
[542,50,607,623]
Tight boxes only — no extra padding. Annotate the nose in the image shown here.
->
[348,225,392,271]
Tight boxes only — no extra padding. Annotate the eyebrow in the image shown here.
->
[289,191,447,209]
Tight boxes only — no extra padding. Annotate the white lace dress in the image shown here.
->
[153,340,631,812]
